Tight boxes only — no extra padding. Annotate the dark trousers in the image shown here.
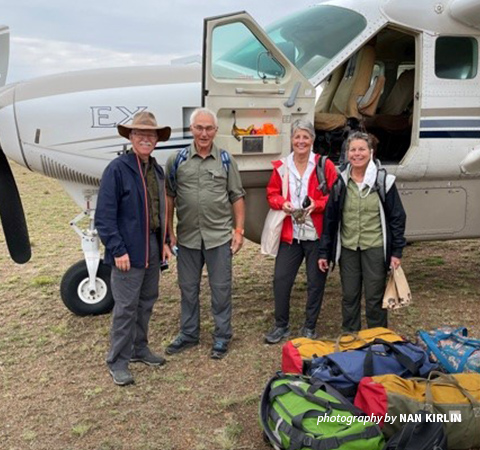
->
[339,246,387,332]
[107,234,160,370]
[273,240,327,329]
[177,241,232,343]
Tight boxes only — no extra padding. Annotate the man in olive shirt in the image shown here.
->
[165,108,245,359]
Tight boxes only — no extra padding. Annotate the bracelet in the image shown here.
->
[234,228,245,236]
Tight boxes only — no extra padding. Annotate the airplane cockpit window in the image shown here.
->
[435,37,478,80]
[265,6,367,80]
[212,23,285,80]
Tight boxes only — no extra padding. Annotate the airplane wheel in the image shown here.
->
[60,260,113,316]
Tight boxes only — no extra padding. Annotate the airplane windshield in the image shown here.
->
[265,5,367,79]
[211,6,366,82]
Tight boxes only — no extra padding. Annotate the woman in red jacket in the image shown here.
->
[264,119,337,344]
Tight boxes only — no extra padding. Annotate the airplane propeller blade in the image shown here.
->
[0,146,31,263]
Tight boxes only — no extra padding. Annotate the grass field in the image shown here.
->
[1,160,480,450]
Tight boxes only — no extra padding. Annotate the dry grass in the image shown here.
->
[1,161,480,449]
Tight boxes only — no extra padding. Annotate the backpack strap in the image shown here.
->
[375,167,387,203]
[220,149,231,174]
[169,147,189,192]
[316,155,330,195]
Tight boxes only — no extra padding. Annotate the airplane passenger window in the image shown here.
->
[211,23,285,80]
[435,37,478,79]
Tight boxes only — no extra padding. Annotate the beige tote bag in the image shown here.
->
[261,167,289,257]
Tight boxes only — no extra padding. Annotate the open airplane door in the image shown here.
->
[203,12,315,166]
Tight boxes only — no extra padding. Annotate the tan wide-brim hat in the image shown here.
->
[117,111,171,142]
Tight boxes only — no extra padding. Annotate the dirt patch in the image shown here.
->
[1,161,480,449]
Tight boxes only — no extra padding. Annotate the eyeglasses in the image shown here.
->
[192,125,217,134]
[131,130,157,138]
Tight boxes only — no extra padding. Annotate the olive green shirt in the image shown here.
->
[166,144,245,250]
[143,159,160,232]
[341,178,383,250]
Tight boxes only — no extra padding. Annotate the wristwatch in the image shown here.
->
[234,228,245,236]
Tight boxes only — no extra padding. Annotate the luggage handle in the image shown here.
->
[334,332,368,352]
[363,340,422,376]
[424,371,480,412]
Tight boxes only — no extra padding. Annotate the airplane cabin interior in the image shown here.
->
[313,27,416,166]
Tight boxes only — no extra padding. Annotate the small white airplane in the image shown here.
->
[0,0,479,316]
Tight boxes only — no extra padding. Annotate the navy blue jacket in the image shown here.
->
[95,152,167,268]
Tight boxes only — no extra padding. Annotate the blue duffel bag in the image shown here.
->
[417,326,480,373]
[306,339,439,401]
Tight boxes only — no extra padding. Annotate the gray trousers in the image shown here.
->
[339,246,387,332]
[177,241,232,343]
[107,234,160,370]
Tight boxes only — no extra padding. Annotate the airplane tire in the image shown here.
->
[60,260,113,316]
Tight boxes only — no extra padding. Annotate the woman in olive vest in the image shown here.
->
[318,132,406,331]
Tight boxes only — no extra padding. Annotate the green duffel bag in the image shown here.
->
[259,372,384,450]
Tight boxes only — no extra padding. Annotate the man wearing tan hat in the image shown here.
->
[95,111,172,386]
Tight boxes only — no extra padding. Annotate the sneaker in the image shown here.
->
[211,341,228,359]
[109,368,134,386]
[131,350,166,367]
[165,335,199,355]
[299,326,318,340]
[264,326,290,344]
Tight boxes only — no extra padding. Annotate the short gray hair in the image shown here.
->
[346,131,373,151]
[291,119,315,140]
[190,107,218,127]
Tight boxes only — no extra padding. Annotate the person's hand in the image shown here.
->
[163,244,173,262]
[318,258,329,273]
[115,253,130,272]
[305,197,316,216]
[282,201,294,214]
[390,256,401,270]
[169,232,177,251]
[231,231,244,255]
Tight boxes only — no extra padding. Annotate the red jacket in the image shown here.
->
[266,154,337,244]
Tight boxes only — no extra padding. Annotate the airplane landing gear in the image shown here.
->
[60,260,113,315]
[61,208,114,316]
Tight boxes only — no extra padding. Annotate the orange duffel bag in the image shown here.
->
[282,327,404,374]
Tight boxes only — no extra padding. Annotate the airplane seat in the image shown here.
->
[314,44,376,132]
[378,69,415,115]
[314,64,346,117]
[366,69,415,133]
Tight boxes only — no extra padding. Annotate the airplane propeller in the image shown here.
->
[0,146,31,263]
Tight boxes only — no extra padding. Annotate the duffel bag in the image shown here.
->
[384,409,447,450]
[417,326,480,373]
[260,372,384,450]
[354,371,480,449]
[282,327,404,374]
[306,340,438,401]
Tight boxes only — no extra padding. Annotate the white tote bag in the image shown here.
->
[261,167,289,257]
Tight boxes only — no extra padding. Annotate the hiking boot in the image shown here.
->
[299,326,318,340]
[265,326,290,344]
[165,335,199,355]
[109,368,134,386]
[211,341,228,360]
[131,349,166,367]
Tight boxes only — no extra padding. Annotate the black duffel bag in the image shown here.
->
[384,410,447,450]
